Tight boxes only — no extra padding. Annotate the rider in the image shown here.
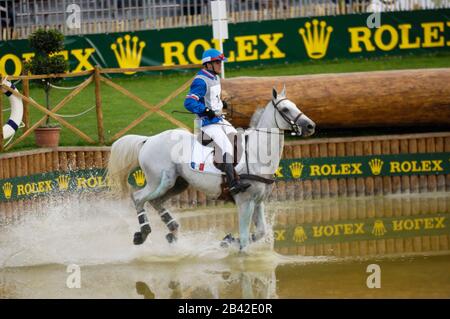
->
[184,48,250,196]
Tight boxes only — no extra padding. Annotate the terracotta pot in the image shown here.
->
[34,127,61,148]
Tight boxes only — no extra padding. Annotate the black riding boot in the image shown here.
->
[223,162,250,195]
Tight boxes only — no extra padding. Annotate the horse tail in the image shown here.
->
[107,134,148,196]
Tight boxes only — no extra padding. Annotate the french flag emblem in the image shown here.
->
[191,162,205,171]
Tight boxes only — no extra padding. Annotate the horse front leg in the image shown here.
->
[251,201,267,242]
[237,199,255,251]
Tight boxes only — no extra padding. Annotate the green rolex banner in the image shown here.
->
[0,169,110,202]
[0,167,148,202]
[1,152,449,202]
[0,9,449,76]
[276,152,450,180]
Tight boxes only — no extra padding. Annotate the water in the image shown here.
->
[0,193,449,298]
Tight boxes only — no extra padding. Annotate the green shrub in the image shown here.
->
[24,29,69,127]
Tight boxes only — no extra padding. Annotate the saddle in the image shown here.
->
[193,131,274,202]
[195,131,245,202]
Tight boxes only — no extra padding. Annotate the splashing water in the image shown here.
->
[0,195,314,269]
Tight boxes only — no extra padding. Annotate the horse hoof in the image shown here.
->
[167,220,179,233]
[221,233,238,248]
[166,233,177,244]
[133,232,144,245]
[134,226,151,245]
[141,224,152,236]
[222,233,236,243]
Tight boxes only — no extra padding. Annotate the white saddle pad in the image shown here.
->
[190,139,222,174]
[190,135,247,175]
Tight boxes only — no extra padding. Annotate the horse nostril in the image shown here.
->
[307,124,314,131]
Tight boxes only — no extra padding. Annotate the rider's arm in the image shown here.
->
[184,78,207,114]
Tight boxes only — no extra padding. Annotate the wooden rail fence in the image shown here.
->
[0,64,200,151]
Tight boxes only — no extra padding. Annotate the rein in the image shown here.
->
[173,99,303,136]
[172,110,284,135]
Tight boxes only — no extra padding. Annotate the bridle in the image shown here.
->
[272,98,303,136]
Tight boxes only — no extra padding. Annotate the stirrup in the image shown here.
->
[229,182,251,195]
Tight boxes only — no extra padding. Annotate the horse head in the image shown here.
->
[271,85,315,137]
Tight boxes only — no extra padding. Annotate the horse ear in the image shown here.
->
[272,87,277,100]
[280,84,286,97]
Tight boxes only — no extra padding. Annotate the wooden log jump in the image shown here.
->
[221,68,450,129]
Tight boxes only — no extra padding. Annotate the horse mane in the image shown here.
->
[249,108,265,127]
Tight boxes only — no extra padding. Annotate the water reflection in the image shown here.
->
[271,193,450,257]
[1,253,449,298]
[130,256,280,299]
[0,255,282,299]
[136,281,155,299]
[134,268,277,299]
[0,193,449,298]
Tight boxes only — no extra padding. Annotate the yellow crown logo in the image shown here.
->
[289,162,304,179]
[369,158,384,175]
[111,35,146,75]
[57,175,70,190]
[133,170,146,187]
[2,182,13,199]
[372,220,387,237]
[298,19,333,59]
[293,226,308,243]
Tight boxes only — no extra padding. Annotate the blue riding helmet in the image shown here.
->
[201,49,228,64]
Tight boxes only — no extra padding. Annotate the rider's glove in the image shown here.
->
[204,108,216,119]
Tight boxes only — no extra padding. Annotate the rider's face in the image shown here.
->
[207,60,222,74]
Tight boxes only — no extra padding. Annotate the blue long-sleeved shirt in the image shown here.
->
[184,70,221,126]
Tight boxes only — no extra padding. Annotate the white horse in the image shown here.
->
[107,86,316,251]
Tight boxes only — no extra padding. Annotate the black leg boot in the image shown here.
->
[133,210,152,245]
[223,162,250,196]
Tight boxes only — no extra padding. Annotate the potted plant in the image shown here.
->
[24,29,69,148]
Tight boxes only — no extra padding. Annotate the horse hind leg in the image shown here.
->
[131,170,177,245]
[131,187,152,245]
[133,207,152,245]
[152,204,179,244]
[149,177,189,243]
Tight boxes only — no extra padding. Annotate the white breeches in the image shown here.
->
[201,119,237,157]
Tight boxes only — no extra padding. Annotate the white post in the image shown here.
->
[211,0,228,79]
[219,33,225,79]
